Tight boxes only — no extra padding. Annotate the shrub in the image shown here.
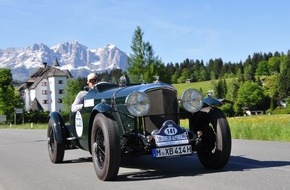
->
[24,111,50,123]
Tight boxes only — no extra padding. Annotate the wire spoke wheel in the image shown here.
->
[91,113,120,181]
[47,118,65,163]
[95,127,105,168]
[191,107,231,169]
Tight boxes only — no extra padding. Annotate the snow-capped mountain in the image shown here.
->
[0,41,129,81]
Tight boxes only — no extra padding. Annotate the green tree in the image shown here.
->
[62,78,86,114]
[210,71,216,80]
[207,58,223,79]
[127,26,145,82]
[199,67,208,81]
[213,78,227,98]
[236,81,265,109]
[256,61,270,76]
[144,60,167,83]
[128,26,162,83]
[226,78,240,102]
[177,68,190,83]
[165,63,176,83]
[171,70,180,84]
[236,68,245,83]
[220,103,235,117]
[268,56,281,74]
[263,75,278,111]
[0,68,16,122]
[243,64,255,82]
[276,52,290,98]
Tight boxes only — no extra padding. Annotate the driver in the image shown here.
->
[71,73,98,112]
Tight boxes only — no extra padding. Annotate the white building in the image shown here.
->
[19,61,72,112]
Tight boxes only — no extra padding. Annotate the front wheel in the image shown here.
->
[91,113,120,181]
[47,118,65,163]
[191,107,231,169]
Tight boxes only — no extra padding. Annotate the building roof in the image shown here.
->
[22,61,73,90]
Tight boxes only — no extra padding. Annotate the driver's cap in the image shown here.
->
[87,73,97,82]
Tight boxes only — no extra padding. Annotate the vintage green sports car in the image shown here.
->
[47,80,231,181]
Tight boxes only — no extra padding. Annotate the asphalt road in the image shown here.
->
[0,129,290,190]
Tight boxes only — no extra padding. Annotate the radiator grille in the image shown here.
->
[144,88,179,132]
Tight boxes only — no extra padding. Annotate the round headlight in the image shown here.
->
[181,88,203,113]
[125,91,150,117]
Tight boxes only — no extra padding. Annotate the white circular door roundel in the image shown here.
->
[75,111,83,137]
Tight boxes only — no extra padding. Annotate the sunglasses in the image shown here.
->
[89,79,97,83]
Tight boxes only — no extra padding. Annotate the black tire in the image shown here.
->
[193,107,231,169]
[47,118,65,163]
[91,113,120,181]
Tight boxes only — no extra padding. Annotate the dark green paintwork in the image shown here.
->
[71,82,177,151]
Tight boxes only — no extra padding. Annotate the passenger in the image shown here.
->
[71,73,97,112]
[119,74,130,86]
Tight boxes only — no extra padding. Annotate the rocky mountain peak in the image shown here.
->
[0,42,129,81]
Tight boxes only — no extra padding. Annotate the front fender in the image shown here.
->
[189,107,227,131]
[48,111,65,143]
[94,102,113,113]
[203,96,223,107]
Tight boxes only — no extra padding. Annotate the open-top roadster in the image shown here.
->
[47,80,231,181]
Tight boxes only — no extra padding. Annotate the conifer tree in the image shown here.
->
[128,26,163,83]
[276,51,290,98]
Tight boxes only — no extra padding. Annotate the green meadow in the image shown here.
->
[172,81,213,97]
[228,114,290,141]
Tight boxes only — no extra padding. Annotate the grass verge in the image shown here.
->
[1,114,290,142]
[179,114,290,142]
[228,114,290,142]
[0,123,47,129]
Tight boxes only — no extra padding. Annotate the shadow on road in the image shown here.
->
[55,153,290,181]
[62,157,92,164]
[115,153,290,181]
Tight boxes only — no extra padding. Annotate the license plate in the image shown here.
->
[152,145,192,158]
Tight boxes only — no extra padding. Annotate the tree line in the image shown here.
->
[63,27,290,117]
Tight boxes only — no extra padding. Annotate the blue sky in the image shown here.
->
[1,0,290,64]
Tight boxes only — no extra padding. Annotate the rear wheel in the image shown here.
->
[91,113,120,181]
[47,118,65,163]
[192,107,231,169]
